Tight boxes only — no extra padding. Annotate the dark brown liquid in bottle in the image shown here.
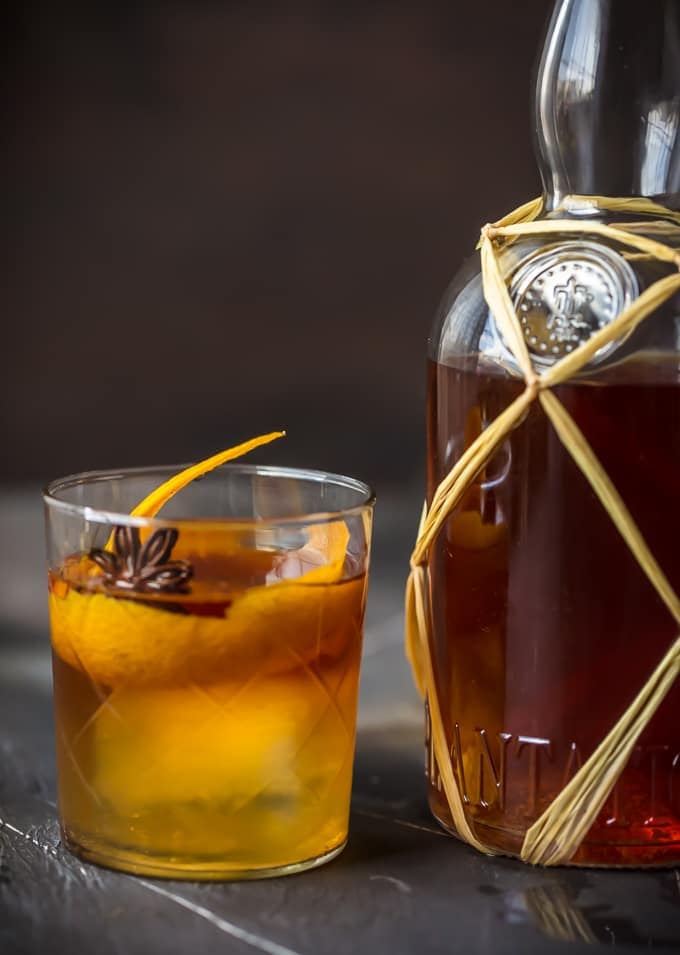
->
[426,354,680,865]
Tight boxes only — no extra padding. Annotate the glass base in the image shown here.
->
[62,829,346,881]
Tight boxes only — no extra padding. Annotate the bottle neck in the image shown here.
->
[535,0,680,209]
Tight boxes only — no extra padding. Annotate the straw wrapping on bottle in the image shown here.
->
[406,194,680,866]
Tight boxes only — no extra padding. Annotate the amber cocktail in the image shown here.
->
[44,462,373,879]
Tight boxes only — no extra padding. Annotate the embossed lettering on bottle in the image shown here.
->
[426,723,680,839]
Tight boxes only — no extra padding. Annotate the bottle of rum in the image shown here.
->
[426,0,680,865]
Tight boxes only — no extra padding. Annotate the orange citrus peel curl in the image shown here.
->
[50,431,354,687]
[130,431,286,519]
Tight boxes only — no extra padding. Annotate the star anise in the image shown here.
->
[89,526,193,594]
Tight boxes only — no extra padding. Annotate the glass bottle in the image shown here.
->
[426,0,680,866]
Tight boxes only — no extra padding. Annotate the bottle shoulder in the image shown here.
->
[430,216,680,383]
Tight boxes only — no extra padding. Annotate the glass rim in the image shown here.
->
[43,462,376,529]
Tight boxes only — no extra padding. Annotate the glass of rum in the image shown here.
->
[44,464,374,879]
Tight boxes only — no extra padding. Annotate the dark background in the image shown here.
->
[4,0,550,492]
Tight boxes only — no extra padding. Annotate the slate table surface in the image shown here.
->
[1,489,679,954]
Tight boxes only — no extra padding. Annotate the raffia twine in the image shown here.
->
[406,194,680,865]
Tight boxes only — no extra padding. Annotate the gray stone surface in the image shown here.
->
[1,490,679,953]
